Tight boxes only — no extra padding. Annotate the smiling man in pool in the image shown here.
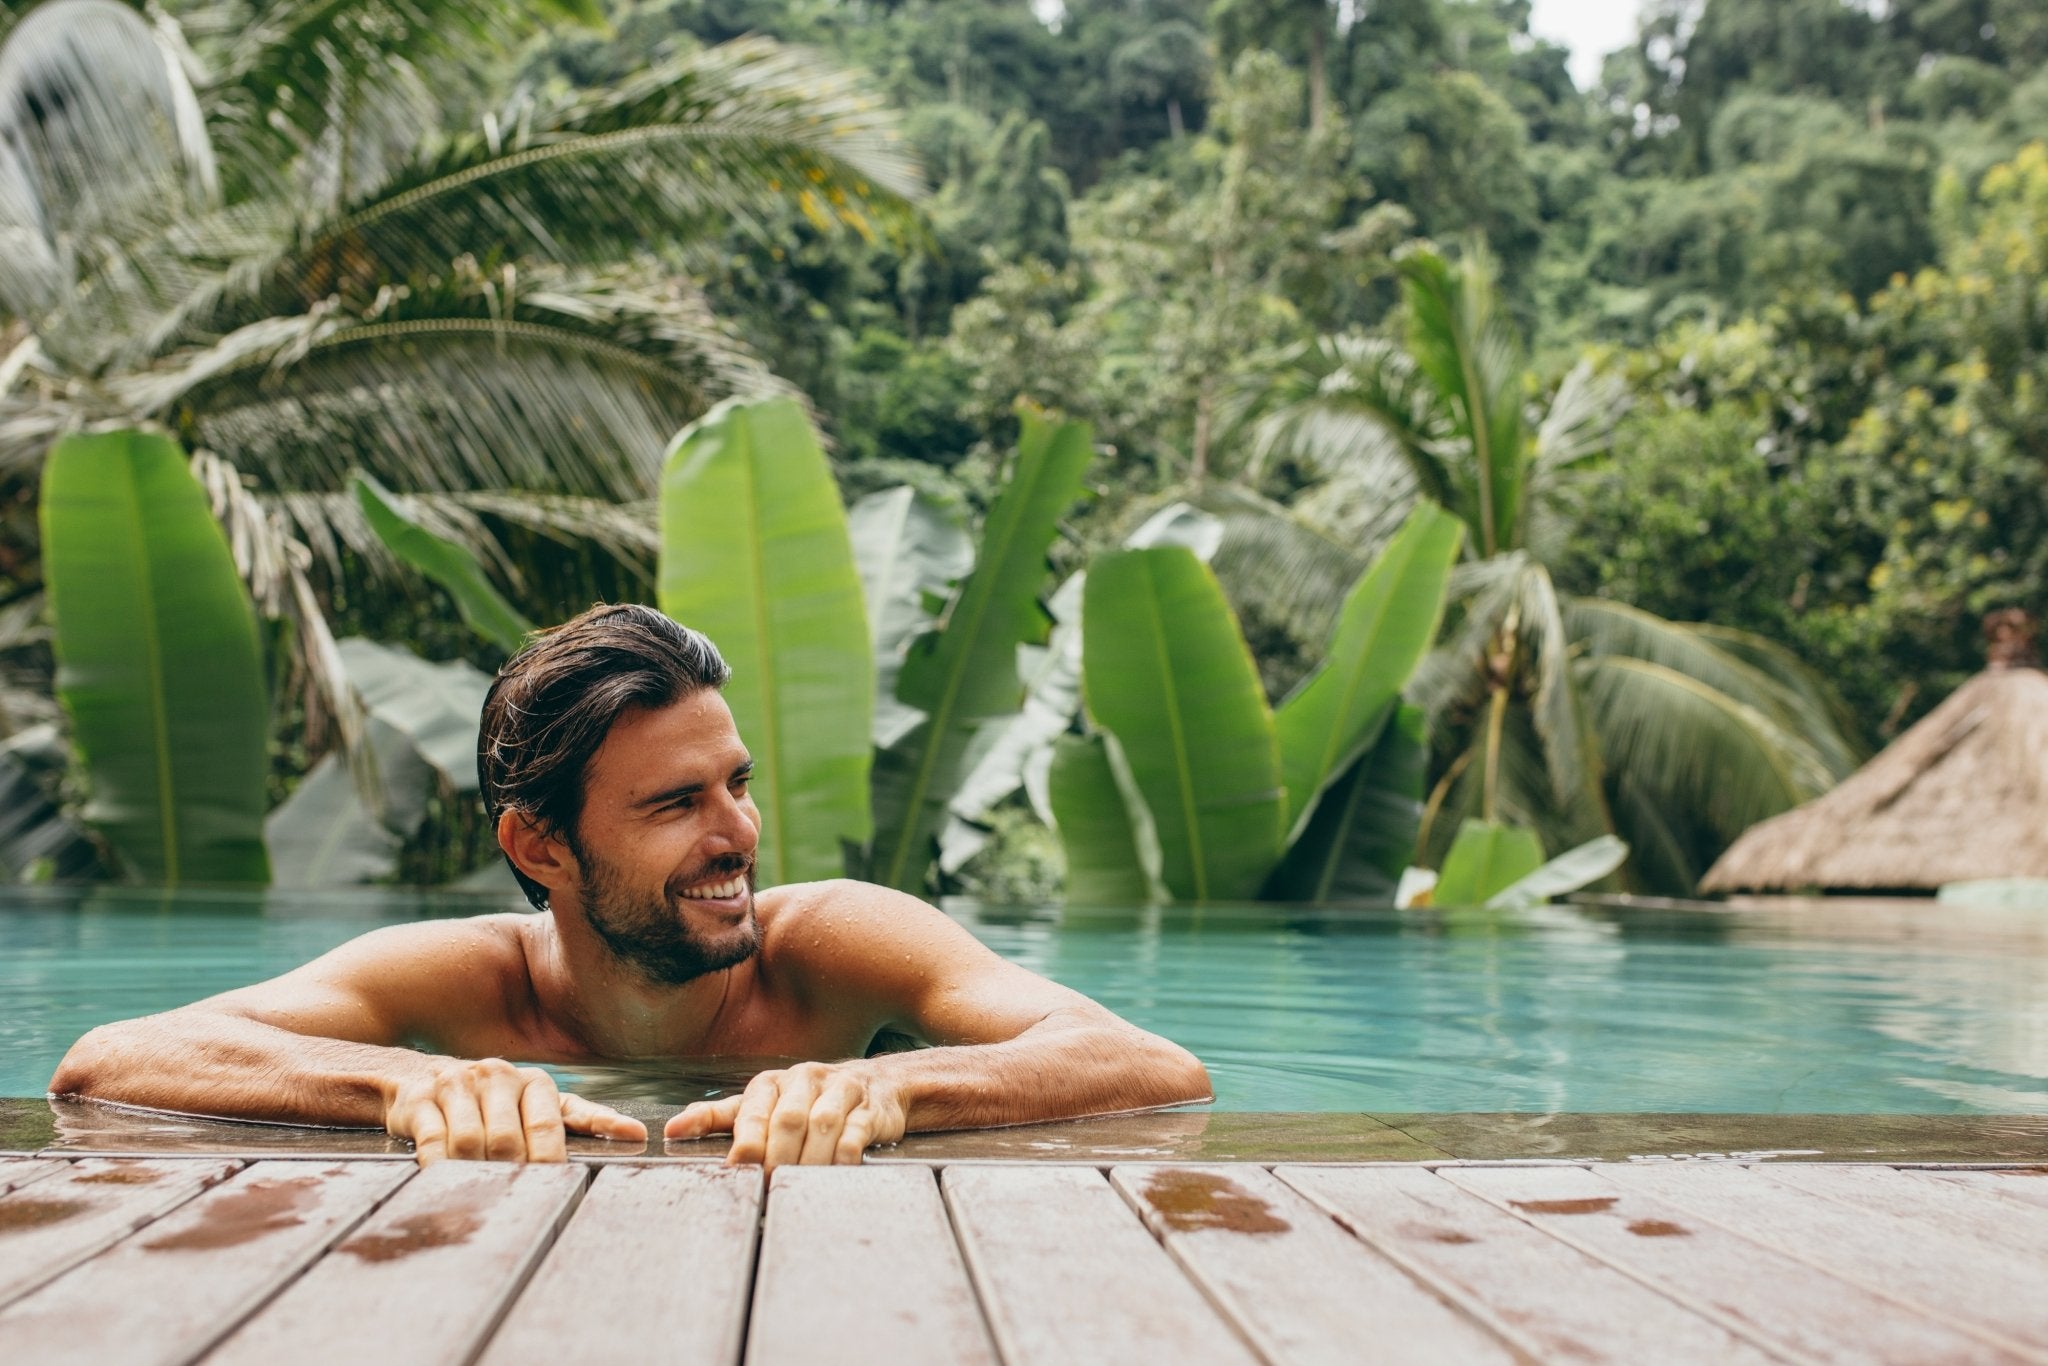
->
[50,604,1211,1167]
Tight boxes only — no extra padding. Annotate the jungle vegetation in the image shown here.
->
[4,0,2046,900]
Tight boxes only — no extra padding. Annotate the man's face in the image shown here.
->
[568,689,763,986]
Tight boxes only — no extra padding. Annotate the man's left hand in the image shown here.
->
[664,1061,907,1169]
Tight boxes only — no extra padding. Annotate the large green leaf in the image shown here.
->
[1047,733,1159,906]
[1082,546,1285,902]
[1484,835,1629,911]
[1432,819,1546,907]
[337,639,492,792]
[659,396,873,885]
[1263,703,1427,905]
[352,473,532,653]
[868,412,1091,891]
[264,721,436,888]
[40,430,271,885]
[1275,502,1462,839]
[847,485,973,748]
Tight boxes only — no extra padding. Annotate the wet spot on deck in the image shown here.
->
[340,1206,484,1262]
[75,1167,161,1185]
[0,1198,86,1233]
[1141,1171,1290,1235]
[143,1177,319,1252]
[1511,1197,1618,1216]
[1409,1224,1477,1245]
[1627,1219,1690,1237]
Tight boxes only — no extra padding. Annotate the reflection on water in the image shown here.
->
[2,887,2046,1113]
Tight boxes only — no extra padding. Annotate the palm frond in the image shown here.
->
[1396,244,1528,555]
[192,0,589,203]
[1408,553,1527,721]
[1232,333,1454,503]
[121,262,770,502]
[1566,598,1861,780]
[0,0,215,332]
[1514,563,1588,806]
[1532,359,1629,476]
[1578,655,1835,846]
[192,447,370,780]
[1194,481,1367,651]
[274,38,923,309]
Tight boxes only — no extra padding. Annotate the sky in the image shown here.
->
[1527,0,1645,89]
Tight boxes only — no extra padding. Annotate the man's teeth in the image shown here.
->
[679,876,745,900]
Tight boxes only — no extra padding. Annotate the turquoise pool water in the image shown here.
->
[3,888,2046,1113]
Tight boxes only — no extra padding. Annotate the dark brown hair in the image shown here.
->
[479,603,730,909]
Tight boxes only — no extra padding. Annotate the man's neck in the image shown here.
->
[528,902,737,1058]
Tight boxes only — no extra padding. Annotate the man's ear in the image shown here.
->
[498,810,577,898]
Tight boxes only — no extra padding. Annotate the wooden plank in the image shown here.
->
[1603,1161,2048,1357]
[1912,1167,2048,1213]
[0,1158,239,1309]
[0,1161,411,1366]
[1761,1163,2048,1259]
[479,1165,760,1366]
[0,1158,65,1195]
[1276,1165,1772,1364]
[1111,1164,1516,1365]
[1442,1163,2023,1364]
[941,1164,1256,1366]
[206,1161,586,1366]
[746,1166,994,1366]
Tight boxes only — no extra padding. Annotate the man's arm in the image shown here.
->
[665,883,1211,1165]
[48,918,643,1162]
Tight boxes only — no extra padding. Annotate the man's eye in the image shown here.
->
[731,775,751,794]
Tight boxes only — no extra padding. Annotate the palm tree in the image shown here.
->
[0,0,920,752]
[1230,245,1861,892]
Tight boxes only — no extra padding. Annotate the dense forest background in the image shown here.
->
[512,0,2048,731]
[511,0,2048,894]
[10,0,2046,897]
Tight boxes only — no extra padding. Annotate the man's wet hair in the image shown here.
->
[479,603,730,910]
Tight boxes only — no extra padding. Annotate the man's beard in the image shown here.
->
[576,848,760,987]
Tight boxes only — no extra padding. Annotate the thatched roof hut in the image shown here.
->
[1702,612,2048,893]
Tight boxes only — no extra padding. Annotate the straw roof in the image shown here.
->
[1701,664,2048,892]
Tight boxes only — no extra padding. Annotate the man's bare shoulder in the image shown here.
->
[754,878,939,956]
[207,910,542,1042]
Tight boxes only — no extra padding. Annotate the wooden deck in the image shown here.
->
[3,1155,2047,1364]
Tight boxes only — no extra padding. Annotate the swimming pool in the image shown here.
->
[3,888,2046,1114]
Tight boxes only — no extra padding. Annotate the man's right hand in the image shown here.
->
[383,1058,646,1164]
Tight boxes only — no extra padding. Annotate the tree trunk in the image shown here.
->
[1307,24,1327,132]
[1167,98,1184,139]
[1191,380,1213,488]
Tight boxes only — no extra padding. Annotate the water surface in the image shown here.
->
[4,888,2045,1113]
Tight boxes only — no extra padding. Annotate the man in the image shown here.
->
[50,605,1210,1167]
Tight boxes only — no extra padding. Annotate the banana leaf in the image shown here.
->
[1047,732,1159,906]
[265,720,435,887]
[939,500,1227,871]
[1432,819,1546,906]
[1275,502,1462,839]
[847,485,973,748]
[352,473,532,654]
[1082,545,1285,902]
[1263,702,1426,904]
[868,411,1091,892]
[337,638,491,791]
[659,396,874,885]
[40,430,271,885]
[1484,835,1629,910]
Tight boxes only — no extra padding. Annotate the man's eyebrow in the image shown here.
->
[634,758,753,809]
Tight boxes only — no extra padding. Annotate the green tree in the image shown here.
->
[0,1,917,760]
[1238,246,1859,892]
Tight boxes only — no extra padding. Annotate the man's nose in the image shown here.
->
[701,787,759,857]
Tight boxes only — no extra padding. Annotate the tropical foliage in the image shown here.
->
[0,0,919,774]
[10,0,2048,904]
